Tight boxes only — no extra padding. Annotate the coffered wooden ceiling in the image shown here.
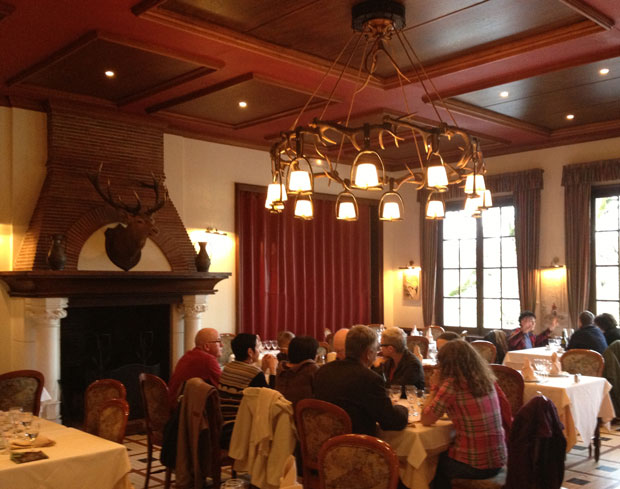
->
[1,0,619,166]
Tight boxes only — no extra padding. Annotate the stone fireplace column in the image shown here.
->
[25,297,68,423]
[181,295,208,353]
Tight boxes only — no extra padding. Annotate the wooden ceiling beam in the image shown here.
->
[558,0,614,30]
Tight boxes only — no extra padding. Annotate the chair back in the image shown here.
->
[406,335,429,358]
[484,330,509,364]
[491,364,524,416]
[139,373,170,446]
[0,370,44,414]
[220,333,235,364]
[471,340,497,363]
[296,399,352,489]
[96,398,129,443]
[561,349,604,377]
[426,325,445,341]
[318,434,399,489]
[84,378,127,434]
[422,363,436,383]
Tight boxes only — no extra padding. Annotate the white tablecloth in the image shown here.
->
[523,375,615,450]
[380,417,454,489]
[503,346,560,370]
[0,418,134,489]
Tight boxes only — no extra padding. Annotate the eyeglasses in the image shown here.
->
[380,343,392,347]
[207,339,222,344]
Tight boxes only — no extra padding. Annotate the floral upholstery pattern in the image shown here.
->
[303,409,350,464]
[84,380,126,434]
[142,378,170,444]
[97,399,129,443]
[491,366,524,416]
[406,336,429,358]
[471,341,497,363]
[321,444,392,489]
[561,350,604,377]
[0,377,39,412]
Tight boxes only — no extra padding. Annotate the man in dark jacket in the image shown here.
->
[372,327,424,391]
[314,325,408,436]
[567,310,607,355]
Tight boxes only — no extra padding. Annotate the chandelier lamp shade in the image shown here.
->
[265,0,491,221]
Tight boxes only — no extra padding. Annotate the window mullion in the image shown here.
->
[476,217,484,333]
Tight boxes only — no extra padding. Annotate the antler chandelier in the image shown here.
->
[265,0,492,221]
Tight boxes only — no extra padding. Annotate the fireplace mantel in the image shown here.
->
[0,271,231,306]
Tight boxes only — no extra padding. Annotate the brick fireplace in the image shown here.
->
[0,105,230,422]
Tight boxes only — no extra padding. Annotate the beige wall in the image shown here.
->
[2,105,620,370]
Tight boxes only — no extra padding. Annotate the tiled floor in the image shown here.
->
[124,425,620,488]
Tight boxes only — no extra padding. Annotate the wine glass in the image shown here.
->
[389,385,402,404]
[23,421,40,444]
[404,385,418,419]
[416,388,425,412]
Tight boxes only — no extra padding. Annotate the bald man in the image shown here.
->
[333,328,350,360]
[168,328,222,405]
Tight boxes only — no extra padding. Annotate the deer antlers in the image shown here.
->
[87,164,168,216]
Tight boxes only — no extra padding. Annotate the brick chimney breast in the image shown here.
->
[15,106,196,271]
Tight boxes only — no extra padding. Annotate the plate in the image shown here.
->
[524,379,541,383]
[548,372,569,377]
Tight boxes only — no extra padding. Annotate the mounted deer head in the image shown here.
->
[87,164,168,271]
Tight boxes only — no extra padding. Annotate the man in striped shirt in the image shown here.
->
[218,333,277,447]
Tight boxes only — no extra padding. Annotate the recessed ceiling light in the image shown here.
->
[104,70,115,78]
[238,101,247,108]
[566,114,575,120]
[499,91,509,98]
[599,68,610,75]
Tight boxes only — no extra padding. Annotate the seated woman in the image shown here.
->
[275,336,320,407]
[373,327,424,391]
[422,340,506,489]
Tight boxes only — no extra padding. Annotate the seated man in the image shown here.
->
[314,325,408,436]
[508,311,556,351]
[373,327,424,390]
[436,331,461,350]
[567,310,607,355]
[218,333,277,447]
[168,327,222,405]
[596,313,620,346]
[276,336,320,407]
[276,330,295,362]
[329,327,349,361]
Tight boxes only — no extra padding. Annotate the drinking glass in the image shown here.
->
[389,385,402,404]
[404,385,418,418]
[24,421,40,443]
[416,388,425,412]
[222,479,246,489]
[19,411,33,429]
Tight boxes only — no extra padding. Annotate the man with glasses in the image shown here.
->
[168,327,222,405]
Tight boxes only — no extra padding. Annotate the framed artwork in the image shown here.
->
[539,267,569,329]
[403,269,420,301]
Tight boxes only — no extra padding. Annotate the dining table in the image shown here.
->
[379,406,454,489]
[0,417,134,489]
[502,345,559,370]
[522,373,615,451]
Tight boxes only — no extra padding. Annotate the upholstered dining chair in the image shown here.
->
[139,373,172,489]
[426,325,445,341]
[561,349,605,377]
[490,364,524,417]
[0,369,44,414]
[84,378,127,434]
[471,340,497,363]
[295,399,353,489]
[96,398,129,443]
[406,335,429,359]
[318,434,399,489]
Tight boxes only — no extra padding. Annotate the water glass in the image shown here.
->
[222,479,246,489]
[389,385,402,403]
[404,385,418,418]
[24,421,40,443]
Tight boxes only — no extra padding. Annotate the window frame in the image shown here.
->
[435,195,516,335]
[590,184,620,316]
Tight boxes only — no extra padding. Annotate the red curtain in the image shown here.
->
[236,186,372,340]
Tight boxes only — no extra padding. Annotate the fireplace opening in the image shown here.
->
[60,304,170,426]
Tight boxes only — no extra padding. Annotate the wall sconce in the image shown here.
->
[399,260,421,300]
[205,227,227,236]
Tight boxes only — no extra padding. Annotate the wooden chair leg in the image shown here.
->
[164,467,172,489]
[595,417,601,462]
[144,439,153,489]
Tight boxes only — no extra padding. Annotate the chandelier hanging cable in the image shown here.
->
[265,0,491,221]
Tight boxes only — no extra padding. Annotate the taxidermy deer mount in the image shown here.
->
[87,164,168,271]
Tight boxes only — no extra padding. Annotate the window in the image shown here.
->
[592,188,620,319]
[438,201,520,331]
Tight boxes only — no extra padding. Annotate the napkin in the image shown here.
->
[521,359,538,381]
[413,345,424,362]
[10,435,55,449]
[279,455,303,489]
[550,352,562,375]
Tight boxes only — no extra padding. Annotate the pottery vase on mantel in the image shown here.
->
[47,233,67,270]
[195,242,211,272]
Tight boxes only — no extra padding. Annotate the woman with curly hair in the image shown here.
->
[422,340,506,489]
